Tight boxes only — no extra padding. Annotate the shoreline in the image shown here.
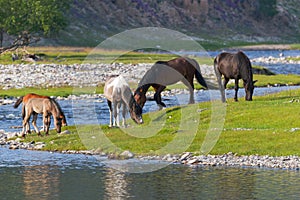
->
[228,44,293,51]
[1,135,299,170]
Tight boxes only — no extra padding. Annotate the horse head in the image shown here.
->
[61,114,68,126]
[245,80,257,101]
[129,101,143,124]
[134,87,147,108]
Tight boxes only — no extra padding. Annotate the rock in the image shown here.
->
[120,150,134,159]
[9,144,19,150]
[187,158,199,165]
[180,152,192,161]
[59,130,71,135]
[6,132,17,139]
[34,142,46,150]
[0,63,213,89]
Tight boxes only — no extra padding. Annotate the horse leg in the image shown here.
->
[182,77,195,104]
[107,100,113,127]
[154,85,166,109]
[214,66,226,103]
[121,101,127,127]
[234,79,239,101]
[113,102,121,127]
[22,104,31,134]
[46,115,51,136]
[31,112,40,135]
[22,110,31,137]
[222,78,229,102]
[43,114,50,136]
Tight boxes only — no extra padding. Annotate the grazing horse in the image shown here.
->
[104,75,143,127]
[14,93,67,131]
[22,98,62,137]
[214,51,256,102]
[134,57,207,109]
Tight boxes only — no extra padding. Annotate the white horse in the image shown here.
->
[104,75,143,127]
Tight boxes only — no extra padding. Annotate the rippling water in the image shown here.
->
[0,147,299,200]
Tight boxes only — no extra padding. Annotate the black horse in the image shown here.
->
[214,51,256,102]
[134,57,207,109]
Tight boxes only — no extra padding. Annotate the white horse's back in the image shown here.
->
[104,75,143,127]
[104,75,130,101]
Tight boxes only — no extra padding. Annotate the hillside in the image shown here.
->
[45,0,300,49]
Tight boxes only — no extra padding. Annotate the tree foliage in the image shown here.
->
[0,0,71,51]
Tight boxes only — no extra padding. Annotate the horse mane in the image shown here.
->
[237,51,253,81]
[50,98,63,118]
[135,67,153,95]
[126,87,136,111]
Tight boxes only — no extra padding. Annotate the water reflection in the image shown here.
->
[104,168,131,199]
[0,152,299,200]
[23,166,60,200]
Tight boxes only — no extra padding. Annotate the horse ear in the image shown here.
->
[253,80,258,85]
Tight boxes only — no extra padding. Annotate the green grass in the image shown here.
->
[20,88,300,157]
[2,44,299,65]
[290,44,300,50]
[0,47,180,64]
[0,86,105,98]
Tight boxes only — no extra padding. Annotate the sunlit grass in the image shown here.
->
[19,88,300,156]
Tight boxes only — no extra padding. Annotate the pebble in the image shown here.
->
[0,63,215,90]
[252,56,300,64]
[120,150,135,159]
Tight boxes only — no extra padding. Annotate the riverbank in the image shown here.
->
[1,87,300,170]
[1,126,300,170]
[0,139,299,170]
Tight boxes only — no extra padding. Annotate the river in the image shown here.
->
[0,50,300,199]
[0,147,299,200]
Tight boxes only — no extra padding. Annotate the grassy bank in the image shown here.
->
[20,88,300,157]
[1,44,300,64]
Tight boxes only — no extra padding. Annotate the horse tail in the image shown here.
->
[13,96,23,108]
[192,59,208,89]
[22,103,26,119]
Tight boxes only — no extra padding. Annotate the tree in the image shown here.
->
[0,0,71,53]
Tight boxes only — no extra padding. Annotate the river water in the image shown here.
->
[1,50,300,199]
[0,147,299,200]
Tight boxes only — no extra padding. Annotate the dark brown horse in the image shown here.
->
[214,51,256,102]
[134,57,207,109]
